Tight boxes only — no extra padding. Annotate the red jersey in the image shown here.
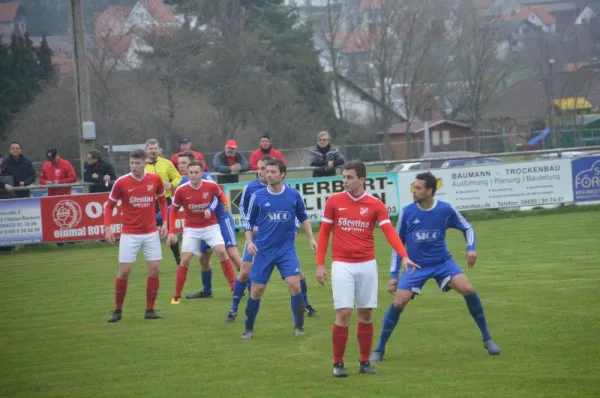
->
[108,173,166,234]
[172,180,222,228]
[321,191,391,263]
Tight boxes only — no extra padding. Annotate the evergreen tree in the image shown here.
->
[37,35,55,83]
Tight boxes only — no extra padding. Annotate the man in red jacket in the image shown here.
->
[249,134,286,170]
[171,137,207,170]
[40,148,77,196]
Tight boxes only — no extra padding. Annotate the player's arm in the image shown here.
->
[156,180,168,227]
[316,198,334,266]
[103,181,121,243]
[168,162,182,189]
[208,196,219,214]
[389,210,407,280]
[448,205,476,252]
[244,193,259,254]
[377,203,419,273]
[294,192,316,248]
[239,184,250,219]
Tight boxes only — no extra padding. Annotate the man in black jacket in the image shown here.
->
[84,150,117,193]
[213,139,249,184]
[0,142,37,198]
[309,131,345,178]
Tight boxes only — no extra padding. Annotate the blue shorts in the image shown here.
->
[250,249,301,285]
[200,215,237,253]
[397,260,464,295]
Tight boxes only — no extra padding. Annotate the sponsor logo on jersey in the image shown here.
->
[413,230,440,242]
[267,211,292,222]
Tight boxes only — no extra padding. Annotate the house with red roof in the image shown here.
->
[0,2,25,38]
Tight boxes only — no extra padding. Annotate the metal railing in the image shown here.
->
[5,144,600,193]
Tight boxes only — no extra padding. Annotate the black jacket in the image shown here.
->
[0,155,36,198]
[84,160,117,193]
[212,151,249,184]
[309,145,345,177]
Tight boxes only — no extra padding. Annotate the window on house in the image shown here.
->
[442,130,450,145]
[432,130,440,146]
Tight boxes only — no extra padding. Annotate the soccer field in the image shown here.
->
[1,211,600,397]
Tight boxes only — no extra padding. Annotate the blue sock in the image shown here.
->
[464,291,491,341]
[231,278,247,312]
[201,268,212,295]
[245,297,261,330]
[375,304,403,353]
[300,278,311,308]
[247,279,252,293]
[290,293,304,328]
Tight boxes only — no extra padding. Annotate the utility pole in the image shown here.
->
[69,0,94,177]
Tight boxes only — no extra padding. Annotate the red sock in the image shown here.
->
[332,324,349,364]
[357,322,374,362]
[146,277,159,311]
[220,259,235,289]
[115,277,128,310]
[174,265,189,297]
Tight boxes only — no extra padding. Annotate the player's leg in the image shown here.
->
[299,270,317,317]
[185,244,213,299]
[241,255,274,339]
[221,215,242,271]
[173,229,201,303]
[371,267,430,362]
[108,234,140,323]
[279,253,305,335]
[204,225,235,290]
[355,260,379,374]
[226,246,253,322]
[444,267,500,355]
[142,232,163,319]
[330,261,356,377]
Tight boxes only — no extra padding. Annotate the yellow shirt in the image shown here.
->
[144,156,182,198]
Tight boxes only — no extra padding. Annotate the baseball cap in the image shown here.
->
[225,139,238,149]
[179,137,191,143]
[46,148,58,158]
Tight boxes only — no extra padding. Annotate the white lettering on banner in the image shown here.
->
[0,199,43,246]
[397,159,574,211]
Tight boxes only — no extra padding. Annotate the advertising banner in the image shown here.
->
[0,198,43,246]
[571,156,600,202]
[397,159,574,211]
[223,172,400,226]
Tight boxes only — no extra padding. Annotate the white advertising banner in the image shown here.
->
[397,159,574,211]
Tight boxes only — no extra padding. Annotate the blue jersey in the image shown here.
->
[239,178,268,222]
[245,184,308,254]
[201,172,227,219]
[390,200,475,278]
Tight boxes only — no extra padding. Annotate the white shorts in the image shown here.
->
[182,225,224,256]
[119,232,162,263]
[331,260,378,310]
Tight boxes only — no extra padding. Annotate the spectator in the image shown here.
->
[1,141,36,198]
[0,153,15,200]
[171,137,207,170]
[213,139,249,184]
[40,148,77,196]
[249,134,287,170]
[84,149,117,193]
[309,131,345,177]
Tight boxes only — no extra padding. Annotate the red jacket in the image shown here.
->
[171,151,207,171]
[40,157,77,196]
[249,147,286,170]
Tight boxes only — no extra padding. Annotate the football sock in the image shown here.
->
[201,268,212,295]
[245,297,261,330]
[375,304,403,353]
[332,324,349,364]
[231,278,247,312]
[174,265,188,297]
[115,277,128,310]
[464,291,492,341]
[357,322,374,362]
[300,277,311,308]
[146,277,159,311]
[290,293,305,328]
[220,259,236,289]
[247,279,252,293]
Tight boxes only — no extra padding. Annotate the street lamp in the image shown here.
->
[548,58,556,148]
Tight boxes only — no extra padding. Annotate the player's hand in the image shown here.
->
[247,242,258,256]
[387,278,398,294]
[223,202,230,213]
[204,209,211,219]
[105,228,115,244]
[316,265,327,286]
[252,226,258,235]
[309,239,317,252]
[160,224,169,239]
[167,232,177,245]
[164,182,173,190]
[467,250,477,268]
[402,257,420,275]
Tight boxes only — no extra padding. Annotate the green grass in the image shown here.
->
[1,211,600,397]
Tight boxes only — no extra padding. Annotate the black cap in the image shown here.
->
[261,133,271,140]
[46,148,57,158]
[179,137,191,143]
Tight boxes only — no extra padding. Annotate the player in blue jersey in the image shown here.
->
[241,158,317,339]
[225,156,317,323]
[370,172,500,361]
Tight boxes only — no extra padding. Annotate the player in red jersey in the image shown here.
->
[316,160,419,377]
[104,149,169,323]
[167,161,235,304]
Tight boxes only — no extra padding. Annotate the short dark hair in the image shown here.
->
[11,141,21,148]
[266,158,286,174]
[260,133,271,140]
[188,160,204,170]
[343,160,366,179]
[88,149,101,160]
[259,155,274,164]
[179,151,196,161]
[130,149,147,159]
[416,172,438,196]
